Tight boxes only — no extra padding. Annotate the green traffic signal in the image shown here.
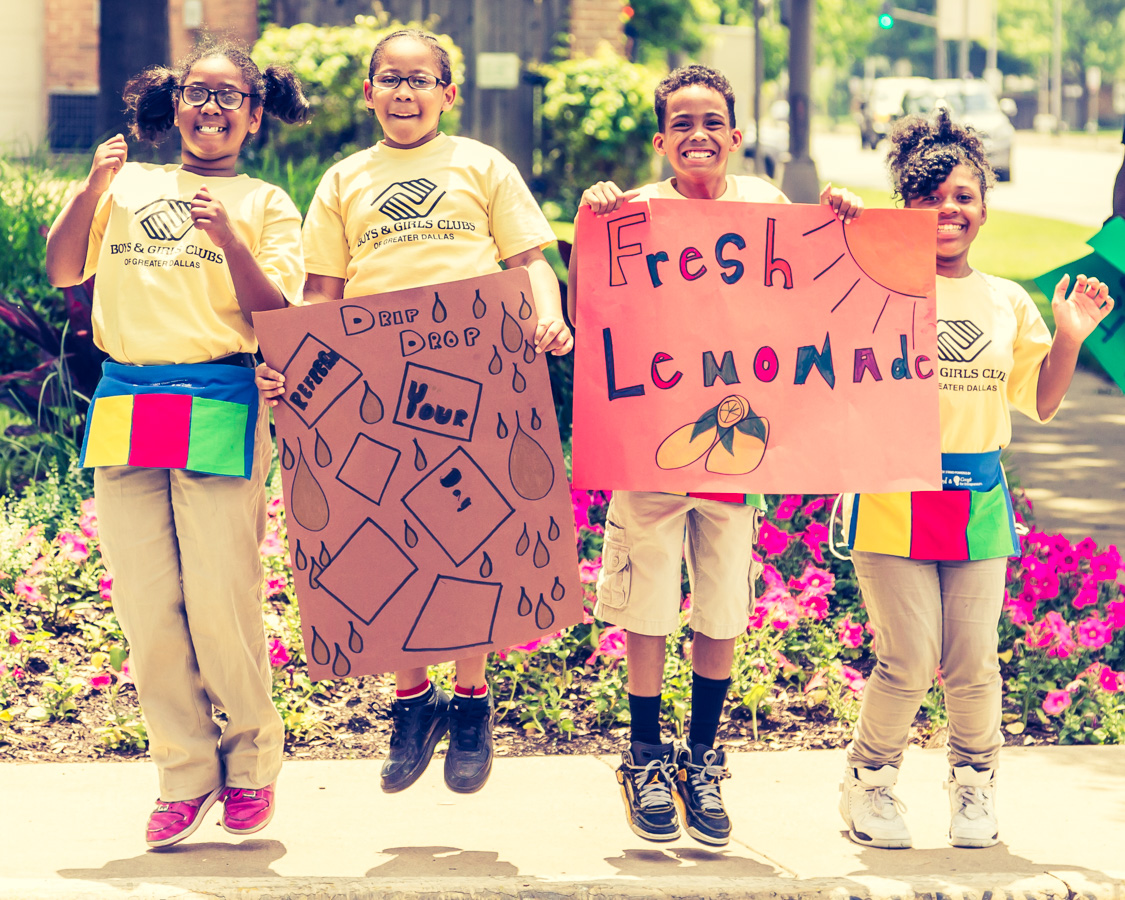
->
[878,12,894,29]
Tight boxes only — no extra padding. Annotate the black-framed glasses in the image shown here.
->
[372,73,447,91]
[177,85,257,110]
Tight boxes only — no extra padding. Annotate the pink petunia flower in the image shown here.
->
[772,649,799,675]
[801,497,828,517]
[1041,689,1072,715]
[1098,666,1123,693]
[789,563,835,596]
[88,672,113,690]
[8,631,20,646]
[14,578,45,605]
[1075,536,1100,561]
[1076,616,1113,650]
[1106,598,1125,630]
[1049,548,1079,574]
[259,529,285,558]
[757,520,793,557]
[264,575,288,597]
[266,496,284,516]
[578,557,603,584]
[593,626,627,661]
[1050,534,1073,555]
[773,494,802,520]
[797,590,829,620]
[1071,576,1100,610]
[1091,547,1122,582]
[57,531,90,564]
[836,614,865,649]
[99,574,113,601]
[840,665,866,695]
[268,638,291,667]
[800,522,829,564]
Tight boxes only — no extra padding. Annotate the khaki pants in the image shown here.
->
[95,402,283,801]
[847,550,1007,771]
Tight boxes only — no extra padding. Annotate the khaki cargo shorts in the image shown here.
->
[594,490,762,639]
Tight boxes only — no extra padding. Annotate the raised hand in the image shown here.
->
[581,181,641,215]
[1052,274,1115,344]
[88,134,128,194]
[819,182,863,224]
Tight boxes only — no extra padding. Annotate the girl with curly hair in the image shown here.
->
[46,39,309,848]
[838,107,1114,850]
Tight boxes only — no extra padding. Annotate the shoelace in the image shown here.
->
[450,700,487,751]
[952,784,993,820]
[388,700,425,748]
[630,759,676,810]
[865,785,908,820]
[687,751,731,813]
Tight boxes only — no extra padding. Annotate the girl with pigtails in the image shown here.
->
[838,107,1114,851]
[46,39,310,849]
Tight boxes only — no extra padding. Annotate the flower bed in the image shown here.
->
[2,461,1124,758]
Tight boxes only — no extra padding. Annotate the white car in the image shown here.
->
[901,79,1015,182]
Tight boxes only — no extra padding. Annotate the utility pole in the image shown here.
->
[780,0,819,203]
[752,0,764,174]
[1052,0,1062,132]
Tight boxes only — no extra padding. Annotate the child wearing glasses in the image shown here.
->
[46,40,309,848]
[255,28,571,796]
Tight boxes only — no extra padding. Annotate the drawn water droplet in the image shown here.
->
[413,438,427,471]
[548,516,560,541]
[488,345,503,375]
[518,293,533,320]
[432,292,447,323]
[332,643,352,677]
[319,542,332,567]
[517,587,532,616]
[533,532,550,568]
[359,381,384,424]
[497,412,508,439]
[309,558,321,590]
[348,621,363,654]
[512,363,526,393]
[479,552,493,578]
[294,540,308,570]
[509,412,555,501]
[500,302,523,353]
[515,523,530,556]
[472,290,487,319]
[405,520,418,548]
[314,430,332,467]
[535,594,555,629]
[310,627,330,665]
[523,340,536,364]
[530,408,542,430]
[281,440,295,470]
[292,442,330,531]
[551,576,565,601]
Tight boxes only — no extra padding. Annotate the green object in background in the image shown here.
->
[1086,217,1125,274]
[1035,251,1125,393]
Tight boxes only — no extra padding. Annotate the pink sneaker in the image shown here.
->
[221,784,275,835]
[146,787,223,848]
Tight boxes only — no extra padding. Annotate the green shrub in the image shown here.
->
[536,50,663,220]
[251,15,463,162]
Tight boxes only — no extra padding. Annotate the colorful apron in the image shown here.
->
[847,449,1018,560]
[80,360,259,479]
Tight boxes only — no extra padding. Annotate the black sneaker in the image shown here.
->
[444,692,494,793]
[674,742,732,846]
[615,741,680,841]
[380,687,449,793]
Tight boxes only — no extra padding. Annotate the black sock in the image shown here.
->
[628,693,662,745]
[689,672,732,749]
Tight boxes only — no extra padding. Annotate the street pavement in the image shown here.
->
[2,746,1124,899]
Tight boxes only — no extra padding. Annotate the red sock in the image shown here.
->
[453,682,488,699]
[396,679,431,701]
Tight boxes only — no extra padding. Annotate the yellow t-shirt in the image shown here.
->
[632,174,791,205]
[79,162,304,365]
[302,134,555,298]
[934,270,1054,450]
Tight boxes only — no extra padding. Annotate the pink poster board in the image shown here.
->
[255,268,581,679]
[572,200,942,494]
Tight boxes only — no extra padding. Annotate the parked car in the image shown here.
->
[743,100,789,180]
[900,79,1015,182]
[857,76,931,149]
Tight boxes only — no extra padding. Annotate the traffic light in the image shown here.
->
[878,2,894,29]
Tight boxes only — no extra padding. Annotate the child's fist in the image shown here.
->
[581,181,640,215]
[819,182,863,223]
[190,185,236,248]
[88,135,128,194]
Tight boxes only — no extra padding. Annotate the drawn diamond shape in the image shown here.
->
[317,519,417,625]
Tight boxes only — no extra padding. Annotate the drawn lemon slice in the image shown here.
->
[656,422,718,469]
[704,418,769,475]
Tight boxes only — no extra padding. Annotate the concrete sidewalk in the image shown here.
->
[2,746,1123,899]
[1009,366,1125,551]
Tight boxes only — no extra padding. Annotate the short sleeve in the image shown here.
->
[80,191,113,280]
[488,163,555,261]
[302,169,351,280]
[257,187,305,304]
[1004,280,1053,423]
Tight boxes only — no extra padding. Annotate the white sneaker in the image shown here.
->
[838,765,912,849]
[947,765,998,848]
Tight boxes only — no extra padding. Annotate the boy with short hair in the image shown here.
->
[568,65,861,846]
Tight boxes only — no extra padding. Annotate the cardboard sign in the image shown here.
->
[1035,242,1125,393]
[572,200,942,494]
[255,268,581,679]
